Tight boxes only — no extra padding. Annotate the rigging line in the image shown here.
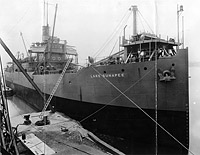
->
[11,99,89,154]
[50,135,95,155]
[92,8,131,58]
[155,37,158,155]
[109,37,119,56]
[7,3,33,36]
[93,24,126,59]
[92,8,129,58]
[138,10,155,34]
[0,56,10,122]
[154,2,158,154]
[19,118,95,155]
[9,104,49,154]
[138,13,145,33]
[94,12,132,59]
[53,66,155,129]
[42,24,47,154]
[52,138,95,155]
[91,66,194,155]
[43,0,45,26]
[0,56,19,155]
[95,11,131,58]
[43,56,47,154]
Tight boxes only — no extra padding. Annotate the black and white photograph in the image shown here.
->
[0,0,200,154]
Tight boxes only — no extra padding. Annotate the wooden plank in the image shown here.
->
[19,133,55,155]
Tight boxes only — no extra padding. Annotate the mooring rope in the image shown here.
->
[90,65,194,155]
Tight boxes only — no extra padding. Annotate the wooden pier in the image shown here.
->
[10,111,125,155]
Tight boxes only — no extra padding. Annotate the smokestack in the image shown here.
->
[42,25,50,42]
[132,5,138,36]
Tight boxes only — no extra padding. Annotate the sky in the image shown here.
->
[1,1,200,154]
[0,0,200,66]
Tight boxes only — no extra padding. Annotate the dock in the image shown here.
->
[10,111,125,155]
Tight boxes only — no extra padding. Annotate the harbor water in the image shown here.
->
[7,66,200,155]
[189,65,200,155]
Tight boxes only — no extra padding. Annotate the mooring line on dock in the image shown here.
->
[51,66,154,128]
[40,66,156,155]
[27,125,96,155]
[51,139,96,155]
[91,66,195,155]
[14,114,97,155]
[93,8,132,58]
[79,66,155,124]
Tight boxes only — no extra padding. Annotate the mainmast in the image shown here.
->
[177,5,183,49]
[48,3,58,60]
[132,5,138,36]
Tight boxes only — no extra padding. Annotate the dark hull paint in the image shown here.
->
[5,48,189,154]
[7,81,189,155]
[5,49,188,111]
[3,88,14,97]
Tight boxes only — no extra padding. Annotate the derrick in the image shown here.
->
[0,38,54,110]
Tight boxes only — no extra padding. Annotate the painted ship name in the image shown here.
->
[90,73,125,78]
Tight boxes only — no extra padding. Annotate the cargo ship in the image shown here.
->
[4,5,189,154]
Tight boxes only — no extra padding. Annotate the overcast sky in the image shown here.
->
[1,0,200,66]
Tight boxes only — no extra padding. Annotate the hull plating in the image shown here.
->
[5,49,189,154]
[6,81,189,154]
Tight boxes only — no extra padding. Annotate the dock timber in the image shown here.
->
[10,111,125,155]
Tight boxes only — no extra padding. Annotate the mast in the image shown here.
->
[20,32,29,57]
[49,4,58,59]
[132,5,138,36]
[43,0,45,26]
[182,16,184,49]
[177,5,183,49]
[50,3,58,46]
[0,38,44,101]
[46,2,48,26]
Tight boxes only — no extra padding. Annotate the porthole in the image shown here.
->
[39,66,44,70]
[144,67,147,70]
[104,71,106,73]
[121,69,125,72]
[172,63,175,66]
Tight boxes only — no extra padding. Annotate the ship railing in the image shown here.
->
[123,34,177,46]
[125,48,177,64]
[92,50,125,66]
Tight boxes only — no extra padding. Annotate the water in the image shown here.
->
[189,66,200,155]
[6,66,200,154]
[7,96,35,118]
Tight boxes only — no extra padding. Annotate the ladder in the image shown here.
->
[39,58,71,118]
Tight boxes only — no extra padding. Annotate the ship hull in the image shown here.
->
[5,48,189,154]
[6,81,189,154]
